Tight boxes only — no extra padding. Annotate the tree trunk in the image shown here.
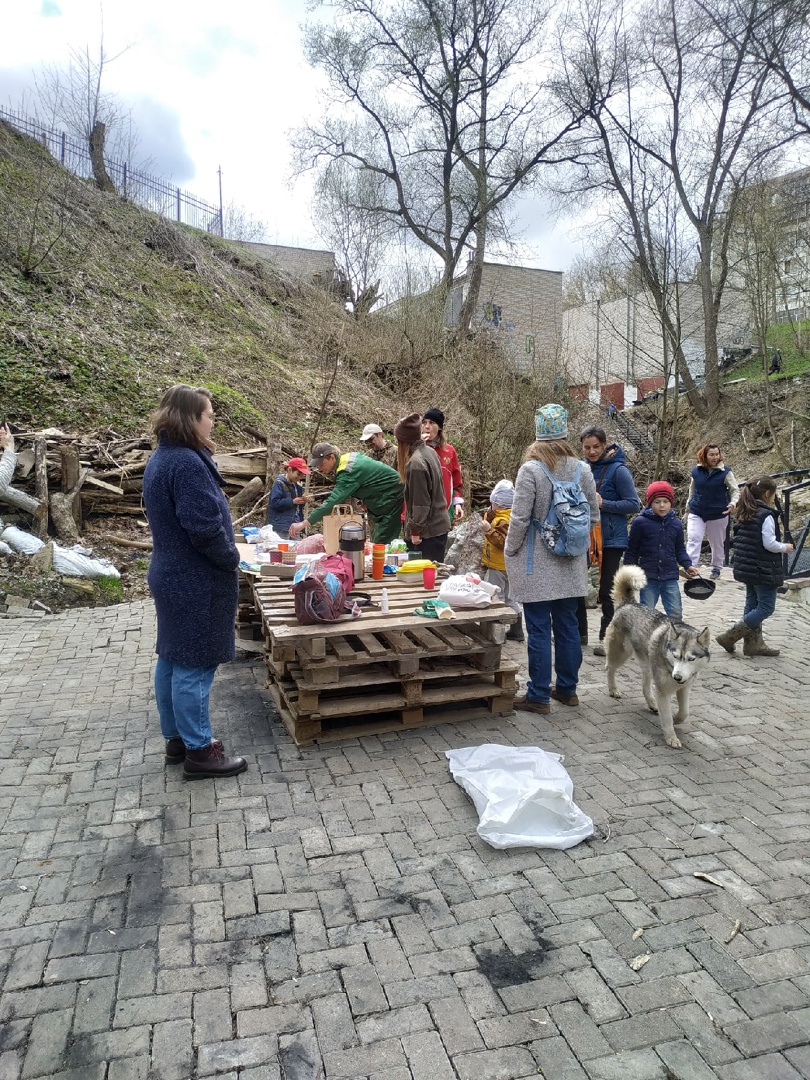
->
[0,487,41,517]
[89,122,117,194]
[229,476,264,511]
[699,249,721,412]
[457,215,488,336]
[60,445,83,532]
[34,437,49,538]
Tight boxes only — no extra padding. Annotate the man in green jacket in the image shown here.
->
[289,443,404,544]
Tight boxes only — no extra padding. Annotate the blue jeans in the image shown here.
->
[523,597,582,703]
[639,579,682,620]
[154,657,217,750]
[743,584,777,629]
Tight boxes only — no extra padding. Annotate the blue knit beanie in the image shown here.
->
[535,403,568,441]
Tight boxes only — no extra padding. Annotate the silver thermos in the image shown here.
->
[338,521,366,582]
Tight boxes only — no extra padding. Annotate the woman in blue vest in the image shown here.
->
[580,425,641,656]
[686,443,740,578]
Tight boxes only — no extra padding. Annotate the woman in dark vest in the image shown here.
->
[686,443,740,578]
[716,476,793,657]
[143,385,247,780]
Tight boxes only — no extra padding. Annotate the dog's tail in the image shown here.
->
[611,565,647,607]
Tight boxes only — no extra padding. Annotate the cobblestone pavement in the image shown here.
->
[1,576,809,1080]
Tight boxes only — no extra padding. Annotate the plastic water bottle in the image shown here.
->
[381,587,389,614]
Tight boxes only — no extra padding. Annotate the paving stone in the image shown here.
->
[715,1054,804,1079]
[723,1012,810,1056]
[321,1037,408,1077]
[529,1035,588,1079]
[655,1039,719,1080]
[151,1019,194,1080]
[583,1048,669,1079]
[197,1036,280,1075]
[549,1000,612,1061]
[428,993,485,1054]
[453,1046,539,1080]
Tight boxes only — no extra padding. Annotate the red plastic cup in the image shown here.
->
[423,565,436,589]
[277,543,289,552]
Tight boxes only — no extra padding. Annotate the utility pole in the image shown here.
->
[218,166,224,237]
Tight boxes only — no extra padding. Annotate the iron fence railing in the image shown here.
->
[0,107,223,235]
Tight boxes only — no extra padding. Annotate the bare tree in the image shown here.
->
[32,31,135,192]
[556,0,801,412]
[312,156,390,316]
[296,0,591,329]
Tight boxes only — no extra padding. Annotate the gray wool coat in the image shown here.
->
[504,457,599,603]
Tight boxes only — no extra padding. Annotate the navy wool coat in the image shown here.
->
[143,438,239,667]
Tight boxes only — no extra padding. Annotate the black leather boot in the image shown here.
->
[183,743,247,780]
[166,737,223,764]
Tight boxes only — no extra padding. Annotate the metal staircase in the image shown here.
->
[610,410,657,455]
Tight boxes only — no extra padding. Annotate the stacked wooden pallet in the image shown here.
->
[251,575,519,745]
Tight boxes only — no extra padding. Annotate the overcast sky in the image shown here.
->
[1,0,581,274]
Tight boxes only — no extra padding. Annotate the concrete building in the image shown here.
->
[230,241,338,286]
[446,259,563,371]
[563,283,750,407]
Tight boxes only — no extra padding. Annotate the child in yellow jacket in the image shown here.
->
[482,480,524,642]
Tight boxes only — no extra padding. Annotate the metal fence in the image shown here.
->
[0,107,223,235]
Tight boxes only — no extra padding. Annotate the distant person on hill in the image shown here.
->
[289,443,404,544]
[768,349,783,375]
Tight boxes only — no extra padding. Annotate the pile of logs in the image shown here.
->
[0,428,296,545]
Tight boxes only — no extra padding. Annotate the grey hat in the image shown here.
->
[308,442,339,470]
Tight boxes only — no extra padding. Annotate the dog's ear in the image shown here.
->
[697,627,711,647]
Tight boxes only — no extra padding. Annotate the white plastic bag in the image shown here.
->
[445,743,594,850]
[439,573,500,609]
[259,525,285,544]
[0,526,45,555]
[52,545,120,579]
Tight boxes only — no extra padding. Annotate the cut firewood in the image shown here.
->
[98,534,153,550]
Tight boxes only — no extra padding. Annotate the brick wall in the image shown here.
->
[450,261,563,371]
[230,241,337,284]
[562,283,750,393]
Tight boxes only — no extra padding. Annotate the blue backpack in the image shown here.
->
[529,461,591,561]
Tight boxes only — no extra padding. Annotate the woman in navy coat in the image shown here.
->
[143,385,247,780]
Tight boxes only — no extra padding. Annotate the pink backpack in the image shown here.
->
[291,554,355,625]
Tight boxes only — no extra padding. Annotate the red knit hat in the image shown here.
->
[646,480,675,506]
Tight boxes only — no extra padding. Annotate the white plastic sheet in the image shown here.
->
[0,528,120,579]
[445,743,594,850]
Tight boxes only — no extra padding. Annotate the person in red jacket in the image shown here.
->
[421,407,464,528]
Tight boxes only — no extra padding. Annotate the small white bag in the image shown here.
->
[445,743,594,850]
[438,573,500,609]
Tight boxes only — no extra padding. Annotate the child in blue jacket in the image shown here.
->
[267,457,310,538]
[625,481,698,619]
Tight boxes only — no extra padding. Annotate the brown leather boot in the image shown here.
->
[743,627,780,657]
[715,620,748,653]
[165,737,222,764]
[183,743,247,780]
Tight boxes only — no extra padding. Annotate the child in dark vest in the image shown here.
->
[716,476,793,656]
[625,481,698,620]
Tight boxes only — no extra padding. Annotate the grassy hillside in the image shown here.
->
[0,119,397,449]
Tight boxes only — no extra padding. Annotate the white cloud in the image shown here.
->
[2,0,579,265]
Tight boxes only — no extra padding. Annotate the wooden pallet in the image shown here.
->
[267,668,517,746]
[252,575,519,746]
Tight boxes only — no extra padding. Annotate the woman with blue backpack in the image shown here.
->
[505,404,599,715]
[580,425,641,656]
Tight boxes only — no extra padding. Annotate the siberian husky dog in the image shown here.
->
[604,566,711,748]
